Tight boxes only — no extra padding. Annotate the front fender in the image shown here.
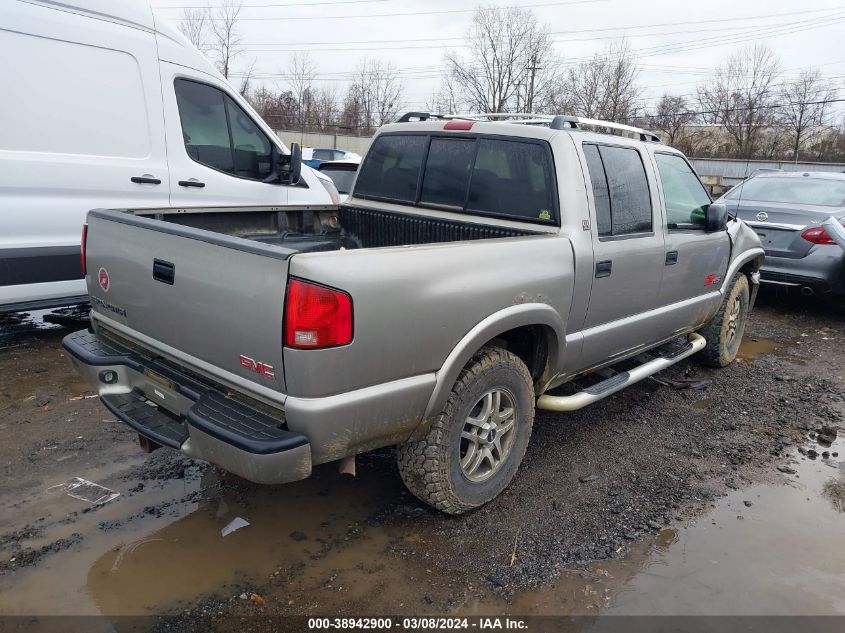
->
[725,219,764,291]
[411,303,566,438]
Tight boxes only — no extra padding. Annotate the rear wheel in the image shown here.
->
[397,347,534,514]
[698,273,750,367]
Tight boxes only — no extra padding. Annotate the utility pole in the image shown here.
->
[526,53,542,114]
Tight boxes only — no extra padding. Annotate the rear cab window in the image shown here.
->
[354,133,558,225]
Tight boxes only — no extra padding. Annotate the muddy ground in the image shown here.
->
[0,290,843,631]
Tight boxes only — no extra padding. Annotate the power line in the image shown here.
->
[172,0,607,20]
[154,0,391,7]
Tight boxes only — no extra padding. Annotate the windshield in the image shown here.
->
[320,167,357,193]
[728,177,845,207]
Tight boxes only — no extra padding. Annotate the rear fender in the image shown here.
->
[410,303,565,440]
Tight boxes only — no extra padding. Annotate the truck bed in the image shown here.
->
[129,204,541,253]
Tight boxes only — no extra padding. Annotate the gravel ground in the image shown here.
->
[0,289,843,629]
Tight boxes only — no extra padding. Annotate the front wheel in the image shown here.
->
[397,347,534,514]
[698,273,750,367]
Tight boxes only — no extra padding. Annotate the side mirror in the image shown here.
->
[705,201,728,232]
[278,143,302,185]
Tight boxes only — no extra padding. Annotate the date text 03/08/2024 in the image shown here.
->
[307,617,529,630]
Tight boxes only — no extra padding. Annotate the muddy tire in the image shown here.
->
[397,347,534,515]
[698,273,750,368]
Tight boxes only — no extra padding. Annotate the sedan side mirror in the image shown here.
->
[278,143,302,185]
[705,201,728,232]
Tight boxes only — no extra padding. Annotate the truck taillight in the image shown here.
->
[800,226,836,245]
[80,224,88,275]
[284,279,352,349]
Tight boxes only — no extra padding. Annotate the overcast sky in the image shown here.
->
[151,0,845,116]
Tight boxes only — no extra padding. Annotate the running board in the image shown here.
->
[536,333,706,412]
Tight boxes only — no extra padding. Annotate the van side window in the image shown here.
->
[583,143,652,237]
[654,153,710,229]
[174,79,272,180]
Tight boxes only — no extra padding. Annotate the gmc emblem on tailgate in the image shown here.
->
[239,355,275,379]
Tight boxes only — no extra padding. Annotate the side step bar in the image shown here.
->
[536,333,706,412]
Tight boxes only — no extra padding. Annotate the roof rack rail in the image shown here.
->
[393,111,662,143]
[550,115,661,143]
[395,112,443,122]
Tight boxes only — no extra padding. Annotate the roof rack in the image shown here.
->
[393,112,662,142]
[549,115,661,142]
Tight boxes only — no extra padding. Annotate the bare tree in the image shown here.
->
[649,94,696,146]
[287,51,317,139]
[238,59,256,98]
[698,44,781,158]
[311,87,339,131]
[778,69,838,161]
[208,0,243,79]
[178,7,208,52]
[426,79,461,115]
[443,7,557,113]
[351,58,404,130]
[549,40,641,121]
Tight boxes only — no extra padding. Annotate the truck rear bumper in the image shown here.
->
[62,330,312,485]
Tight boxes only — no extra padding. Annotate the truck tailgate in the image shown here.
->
[85,211,290,396]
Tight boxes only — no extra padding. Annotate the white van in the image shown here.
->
[0,0,335,313]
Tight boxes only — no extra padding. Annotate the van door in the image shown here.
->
[651,151,729,325]
[0,2,169,310]
[578,141,667,368]
[161,65,289,207]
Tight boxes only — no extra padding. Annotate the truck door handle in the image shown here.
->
[131,175,161,185]
[665,250,679,265]
[595,260,612,278]
[152,259,175,285]
[178,179,205,188]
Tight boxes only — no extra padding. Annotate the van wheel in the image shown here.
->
[397,347,534,515]
[698,273,750,368]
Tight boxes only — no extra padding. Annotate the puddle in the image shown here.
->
[692,397,714,410]
[737,337,781,360]
[3,437,843,621]
[484,435,845,617]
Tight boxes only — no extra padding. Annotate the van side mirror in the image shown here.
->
[278,143,302,185]
[705,201,728,232]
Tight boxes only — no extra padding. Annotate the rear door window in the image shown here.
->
[355,134,557,224]
[583,143,652,237]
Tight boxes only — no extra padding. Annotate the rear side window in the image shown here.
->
[654,153,711,229]
[355,135,428,202]
[583,143,652,237]
[355,134,557,224]
[174,79,272,180]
